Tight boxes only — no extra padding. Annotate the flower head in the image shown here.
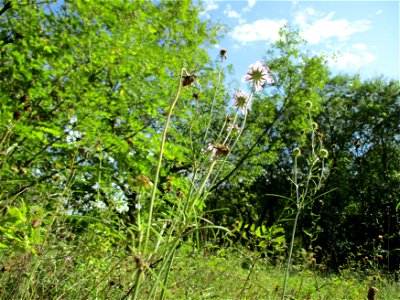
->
[319,149,329,159]
[227,124,240,134]
[203,143,230,160]
[218,48,228,60]
[242,60,274,91]
[233,91,251,114]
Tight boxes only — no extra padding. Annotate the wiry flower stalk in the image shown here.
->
[144,68,186,253]
[208,60,274,197]
[204,48,228,142]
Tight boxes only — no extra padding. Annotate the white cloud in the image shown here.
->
[248,0,256,8]
[203,1,218,12]
[231,19,287,43]
[200,0,218,18]
[327,46,376,71]
[376,9,383,15]
[294,8,372,44]
[352,43,367,51]
[242,0,256,13]
[238,18,247,25]
[224,4,241,19]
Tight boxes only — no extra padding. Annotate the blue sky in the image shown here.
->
[200,0,399,87]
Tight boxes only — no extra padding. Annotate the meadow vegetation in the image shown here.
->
[0,1,399,299]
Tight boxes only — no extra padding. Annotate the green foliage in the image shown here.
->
[315,75,400,272]
[227,221,286,255]
[0,201,45,254]
[163,246,400,299]
[0,0,229,298]
[207,26,330,242]
[0,1,399,298]
[0,0,225,216]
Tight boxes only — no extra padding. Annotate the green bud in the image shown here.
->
[293,147,301,157]
[319,149,329,158]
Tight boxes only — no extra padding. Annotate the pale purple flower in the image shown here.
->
[242,60,274,91]
[227,124,240,134]
[233,91,251,114]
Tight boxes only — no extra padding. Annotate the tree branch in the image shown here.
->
[0,1,12,17]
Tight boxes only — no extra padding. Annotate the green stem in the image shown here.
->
[144,69,184,253]
[281,209,300,300]
[282,152,299,300]
[196,160,217,199]
[160,247,177,300]
[204,58,225,142]
[208,88,254,189]
[131,270,143,300]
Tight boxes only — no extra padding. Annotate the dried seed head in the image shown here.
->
[177,190,184,199]
[316,131,324,140]
[213,144,230,159]
[192,92,200,100]
[219,48,228,60]
[204,143,230,160]
[181,74,197,87]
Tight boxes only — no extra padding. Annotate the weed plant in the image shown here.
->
[1,50,278,299]
[0,47,398,300]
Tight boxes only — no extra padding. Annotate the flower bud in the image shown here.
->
[293,147,301,157]
[319,149,329,158]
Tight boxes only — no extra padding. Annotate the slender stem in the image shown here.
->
[222,110,239,145]
[281,154,300,300]
[282,209,300,300]
[131,270,143,300]
[196,160,217,198]
[209,88,254,189]
[214,117,228,144]
[144,69,183,253]
[0,122,15,148]
[204,58,225,142]
[160,247,177,300]
[137,190,143,251]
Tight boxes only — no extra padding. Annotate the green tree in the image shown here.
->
[0,0,225,216]
[315,75,400,272]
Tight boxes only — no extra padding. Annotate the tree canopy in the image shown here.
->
[1,2,399,297]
